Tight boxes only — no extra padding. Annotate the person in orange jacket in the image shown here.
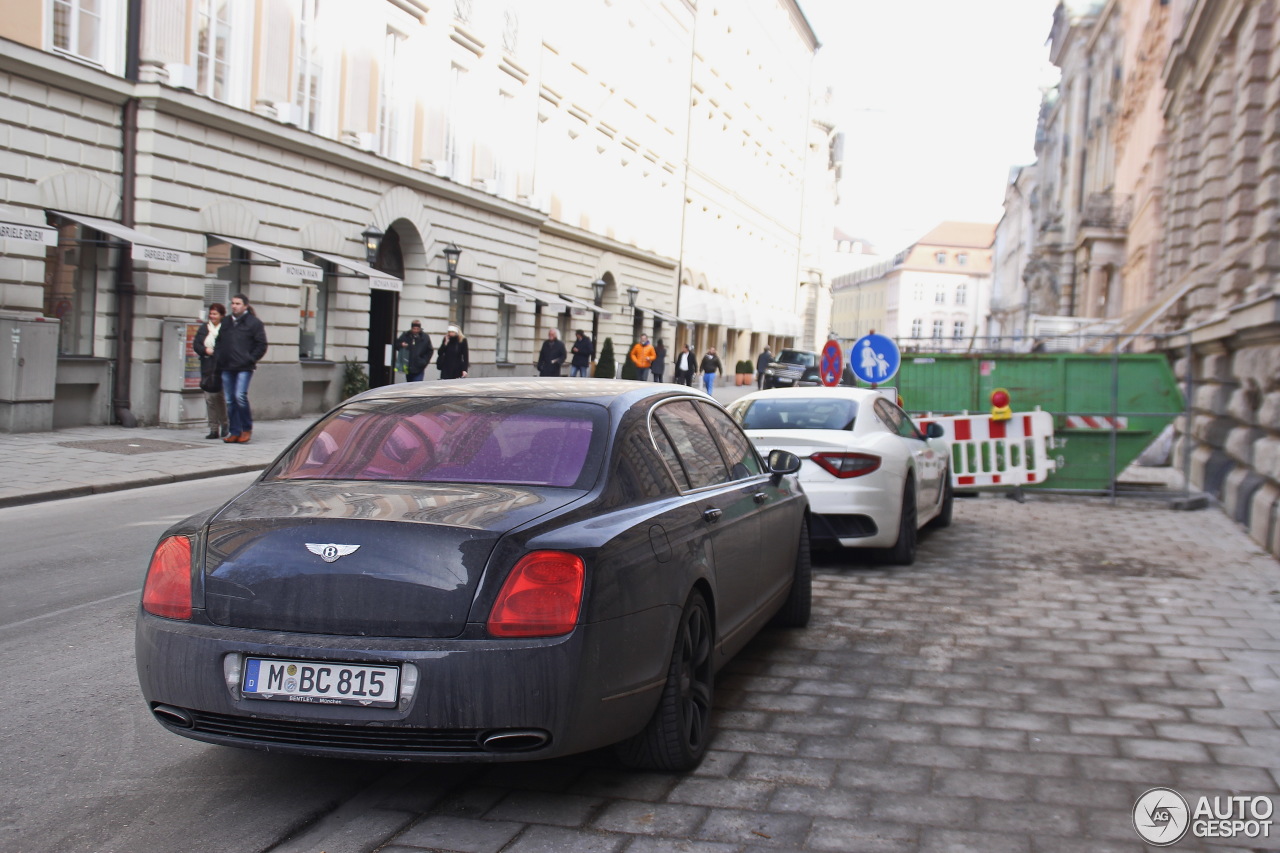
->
[628,334,657,381]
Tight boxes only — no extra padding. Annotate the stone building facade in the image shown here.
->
[0,0,832,432]
[1017,0,1280,558]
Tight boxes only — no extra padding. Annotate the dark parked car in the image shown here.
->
[762,349,819,388]
[136,379,810,770]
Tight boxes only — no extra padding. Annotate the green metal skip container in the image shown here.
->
[890,352,1184,492]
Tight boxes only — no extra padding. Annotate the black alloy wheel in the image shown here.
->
[616,591,713,771]
[884,477,917,565]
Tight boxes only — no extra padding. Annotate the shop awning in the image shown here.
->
[467,279,528,304]
[304,250,402,292]
[0,220,57,247]
[210,234,323,281]
[648,307,688,326]
[559,292,612,318]
[506,284,572,311]
[52,211,191,266]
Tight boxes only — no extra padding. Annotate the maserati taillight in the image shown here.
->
[487,551,585,638]
[142,535,194,620]
[811,452,881,479]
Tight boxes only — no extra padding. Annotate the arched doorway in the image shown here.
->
[368,228,403,388]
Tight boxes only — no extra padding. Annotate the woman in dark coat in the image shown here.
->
[436,324,470,380]
[192,303,228,439]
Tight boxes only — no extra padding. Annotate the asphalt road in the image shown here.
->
[0,474,393,853]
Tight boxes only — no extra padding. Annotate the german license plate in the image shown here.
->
[242,658,399,708]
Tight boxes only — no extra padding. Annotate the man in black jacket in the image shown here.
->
[396,321,434,381]
[569,330,593,377]
[537,329,567,377]
[216,293,269,444]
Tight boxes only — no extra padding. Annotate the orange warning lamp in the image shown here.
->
[990,388,1012,421]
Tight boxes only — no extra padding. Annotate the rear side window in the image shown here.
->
[268,398,606,487]
[696,402,763,479]
[873,398,921,440]
[651,401,731,490]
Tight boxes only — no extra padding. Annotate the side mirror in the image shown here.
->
[926,422,945,439]
[767,449,802,479]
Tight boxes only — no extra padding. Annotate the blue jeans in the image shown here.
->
[570,365,588,378]
[406,370,424,382]
[221,370,254,435]
[702,373,716,394]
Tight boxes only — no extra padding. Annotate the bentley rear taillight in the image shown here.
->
[811,452,881,479]
[142,535,194,620]
[487,551,585,638]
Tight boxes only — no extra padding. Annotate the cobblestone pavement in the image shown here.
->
[264,494,1280,853]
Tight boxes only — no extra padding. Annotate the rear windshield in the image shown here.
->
[730,397,858,431]
[268,397,607,488]
[777,350,816,366]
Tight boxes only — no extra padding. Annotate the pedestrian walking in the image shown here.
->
[395,320,434,382]
[436,324,470,379]
[192,303,228,439]
[217,293,268,444]
[629,334,656,381]
[569,330,594,377]
[756,346,772,389]
[537,328,567,377]
[673,343,696,386]
[651,339,666,382]
[699,347,723,395]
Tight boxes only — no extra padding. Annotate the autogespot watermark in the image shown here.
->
[1133,788,1274,846]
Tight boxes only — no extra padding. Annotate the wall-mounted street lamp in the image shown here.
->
[626,285,639,313]
[590,278,607,346]
[438,243,462,322]
[361,224,384,266]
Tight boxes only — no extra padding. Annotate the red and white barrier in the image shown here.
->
[1064,415,1128,429]
[917,410,1058,488]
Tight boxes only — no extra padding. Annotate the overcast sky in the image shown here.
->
[799,0,1062,255]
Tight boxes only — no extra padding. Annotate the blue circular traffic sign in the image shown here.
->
[820,340,843,386]
[849,334,900,384]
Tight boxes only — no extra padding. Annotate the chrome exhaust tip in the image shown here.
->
[480,729,550,752]
[152,704,195,729]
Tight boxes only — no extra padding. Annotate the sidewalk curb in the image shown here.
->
[0,463,268,510]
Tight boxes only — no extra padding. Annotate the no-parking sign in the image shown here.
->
[819,340,843,386]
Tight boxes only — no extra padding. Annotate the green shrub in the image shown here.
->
[620,352,638,380]
[737,359,753,374]
[594,338,616,378]
[341,357,369,400]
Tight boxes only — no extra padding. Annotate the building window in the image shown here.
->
[935,285,946,304]
[195,0,231,101]
[295,0,323,133]
[378,27,408,161]
[44,220,109,356]
[52,0,104,64]
[451,278,472,329]
[956,252,968,266]
[203,239,248,309]
[910,318,922,338]
[956,282,967,305]
[300,264,332,359]
[953,321,965,340]
[934,251,946,264]
[495,296,514,362]
[445,64,468,178]
[932,319,943,339]
[493,90,515,195]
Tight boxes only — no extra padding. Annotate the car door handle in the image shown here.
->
[753,492,768,504]
[702,507,723,523]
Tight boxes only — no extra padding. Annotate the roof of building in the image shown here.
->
[916,221,997,249]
